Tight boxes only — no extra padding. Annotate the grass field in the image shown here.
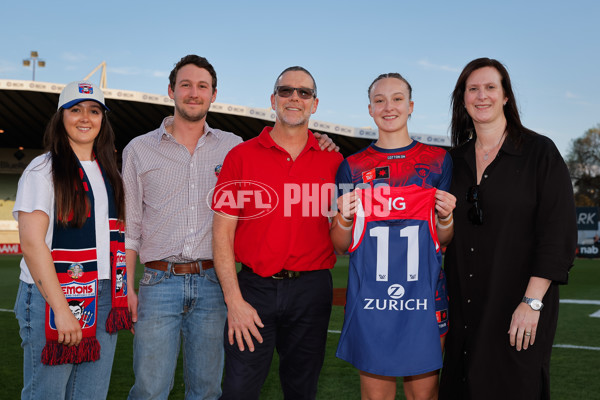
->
[1,255,599,399]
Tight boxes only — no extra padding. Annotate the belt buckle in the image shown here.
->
[170,262,185,276]
[271,270,300,279]
[171,262,196,276]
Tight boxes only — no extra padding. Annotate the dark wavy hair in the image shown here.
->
[169,55,217,94]
[43,107,125,227]
[450,57,536,147]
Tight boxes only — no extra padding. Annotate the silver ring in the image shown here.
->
[525,332,531,336]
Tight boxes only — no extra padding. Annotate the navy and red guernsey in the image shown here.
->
[336,185,443,377]
[335,141,451,377]
[335,141,451,192]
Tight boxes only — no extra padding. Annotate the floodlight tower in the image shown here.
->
[22,51,46,81]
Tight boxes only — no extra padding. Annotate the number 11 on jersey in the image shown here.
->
[369,225,419,282]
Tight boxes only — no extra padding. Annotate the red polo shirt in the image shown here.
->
[212,126,343,277]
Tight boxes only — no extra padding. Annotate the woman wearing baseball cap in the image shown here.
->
[13,81,131,399]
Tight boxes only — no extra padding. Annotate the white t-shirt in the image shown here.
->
[13,153,111,283]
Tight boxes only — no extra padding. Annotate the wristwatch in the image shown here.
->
[522,296,544,311]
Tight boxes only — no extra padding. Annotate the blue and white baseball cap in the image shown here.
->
[57,81,109,111]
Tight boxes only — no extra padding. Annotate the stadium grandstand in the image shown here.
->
[0,77,451,250]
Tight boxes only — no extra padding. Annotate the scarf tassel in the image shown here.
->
[41,337,101,366]
[105,307,133,334]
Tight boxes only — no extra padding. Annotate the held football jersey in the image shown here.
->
[336,185,443,377]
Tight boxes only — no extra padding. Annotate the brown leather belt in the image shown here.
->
[145,260,214,275]
[241,264,302,279]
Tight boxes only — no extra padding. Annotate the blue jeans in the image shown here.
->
[15,279,118,400]
[128,264,227,400]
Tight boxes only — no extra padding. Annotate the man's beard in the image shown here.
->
[175,102,208,122]
[277,109,309,128]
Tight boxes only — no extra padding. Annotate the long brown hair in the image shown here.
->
[450,57,536,148]
[43,107,125,227]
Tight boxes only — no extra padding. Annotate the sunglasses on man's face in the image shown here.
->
[466,185,483,225]
[274,86,316,100]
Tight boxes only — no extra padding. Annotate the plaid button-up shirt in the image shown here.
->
[122,116,242,263]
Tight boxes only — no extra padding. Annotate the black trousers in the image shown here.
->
[220,268,333,400]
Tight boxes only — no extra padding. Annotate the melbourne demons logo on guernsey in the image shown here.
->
[414,163,431,182]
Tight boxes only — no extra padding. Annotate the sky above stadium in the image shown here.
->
[1,0,599,156]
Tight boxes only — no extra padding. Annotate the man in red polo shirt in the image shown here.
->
[212,66,343,400]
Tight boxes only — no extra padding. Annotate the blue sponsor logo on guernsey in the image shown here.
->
[364,284,427,311]
[387,284,405,299]
[363,298,428,311]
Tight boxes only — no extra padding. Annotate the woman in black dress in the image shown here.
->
[439,58,577,400]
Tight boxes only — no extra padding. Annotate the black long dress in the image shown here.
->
[439,132,577,400]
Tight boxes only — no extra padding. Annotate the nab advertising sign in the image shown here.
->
[576,244,599,258]
[576,207,598,230]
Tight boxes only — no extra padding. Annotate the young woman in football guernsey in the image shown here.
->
[13,81,131,399]
[330,73,456,400]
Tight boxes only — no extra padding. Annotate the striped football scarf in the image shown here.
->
[41,160,132,365]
